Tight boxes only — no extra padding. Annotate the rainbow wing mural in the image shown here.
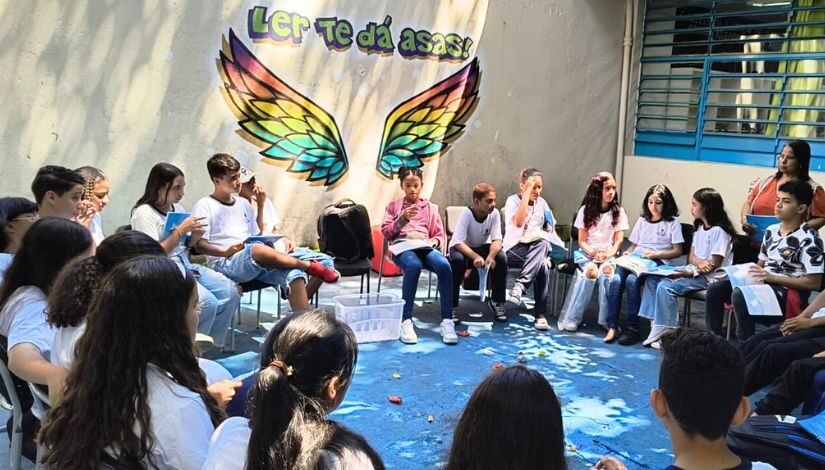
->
[375,58,480,179]
[218,30,480,185]
[219,29,349,185]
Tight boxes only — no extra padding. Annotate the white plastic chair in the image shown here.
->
[0,359,23,470]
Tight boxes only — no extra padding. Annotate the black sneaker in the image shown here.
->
[488,299,507,322]
[618,328,641,346]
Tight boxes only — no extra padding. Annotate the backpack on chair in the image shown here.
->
[317,199,374,262]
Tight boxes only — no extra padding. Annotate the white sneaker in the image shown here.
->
[564,321,579,332]
[400,319,418,344]
[508,283,524,305]
[440,319,458,345]
[650,340,662,350]
[643,325,671,347]
[534,317,550,331]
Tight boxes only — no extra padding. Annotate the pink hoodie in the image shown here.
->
[381,197,446,250]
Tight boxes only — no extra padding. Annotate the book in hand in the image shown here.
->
[388,238,435,255]
[614,254,698,278]
[162,212,191,244]
[519,230,565,248]
[746,214,778,244]
[721,263,782,317]
[245,235,284,244]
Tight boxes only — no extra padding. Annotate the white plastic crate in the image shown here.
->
[334,293,404,343]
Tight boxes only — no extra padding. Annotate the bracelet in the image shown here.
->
[173,227,182,238]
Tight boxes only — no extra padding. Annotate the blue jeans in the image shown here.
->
[392,248,453,320]
[214,243,334,288]
[606,266,644,330]
[175,256,241,348]
[639,275,709,327]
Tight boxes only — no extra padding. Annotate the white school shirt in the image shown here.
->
[203,417,379,470]
[502,195,552,252]
[192,196,260,267]
[629,217,684,260]
[448,207,502,249]
[50,323,86,370]
[758,223,825,277]
[574,206,630,251]
[692,225,733,267]
[0,286,53,354]
[128,363,214,470]
[0,253,13,286]
[90,213,105,245]
[131,203,187,259]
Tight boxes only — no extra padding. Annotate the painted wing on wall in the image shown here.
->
[219,29,349,185]
[375,58,480,179]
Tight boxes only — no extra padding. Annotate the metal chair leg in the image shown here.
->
[256,289,262,328]
[366,270,371,294]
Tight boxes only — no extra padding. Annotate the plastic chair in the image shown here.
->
[0,357,23,470]
[27,383,49,469]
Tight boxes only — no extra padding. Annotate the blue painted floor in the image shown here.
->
[213,274,676,470]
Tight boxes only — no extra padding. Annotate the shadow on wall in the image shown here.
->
[0,0,490,240]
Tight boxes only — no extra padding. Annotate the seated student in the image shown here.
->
[203,310,384,470]
[448,183,507,322]
[502,168,556,331]
[752,354,825,416]
[605,184,682,345]
[560,171,629,332]
[132,162,240,347]
[38,256,225,469]
[739,289,825,396]
[445,365,567,470]
[642,188,735,348]
[239,166,278,234]
[381,166,455,344]
[75,165,110,245]
[0,197,39,281]
[30,165,95,226]
[0,217,93,401]
[192,153,339,311]
[652,328,775,470]
[47,231,166,369]
[706,180,823,340]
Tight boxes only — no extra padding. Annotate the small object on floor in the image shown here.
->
[388,396,403,404]
[392,373,401,379]
[564,321,578,332]
[427,415,434,423]
[457,330,470,337]
[483,347,495,355]
[534,317,550,331]
[492,363,504,370]
[536,350,547,357]
[516,353,526,363]
[567,444,578,452]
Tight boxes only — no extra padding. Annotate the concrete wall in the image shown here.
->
[0,0,626,242]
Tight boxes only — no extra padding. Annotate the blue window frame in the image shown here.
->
[635,0,825,170]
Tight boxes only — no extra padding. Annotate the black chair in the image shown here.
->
[553,213,581,313]
[114,224,132,233]
[318,208,374,295]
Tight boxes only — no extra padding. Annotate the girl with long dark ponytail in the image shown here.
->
[204,310,384,470]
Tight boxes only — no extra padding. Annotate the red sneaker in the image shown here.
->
[308,261,340,283]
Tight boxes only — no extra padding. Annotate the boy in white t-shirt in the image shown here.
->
[30,165,96,228]
[503,168,558,331]
[449,183,508,322]
[192,154,339,311]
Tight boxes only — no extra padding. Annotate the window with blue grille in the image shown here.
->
[635,0,825,170]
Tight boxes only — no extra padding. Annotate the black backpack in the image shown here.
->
[317,199,374,263]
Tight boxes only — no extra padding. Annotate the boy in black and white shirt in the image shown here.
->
[705,179,824,339]
[449,183,508,322]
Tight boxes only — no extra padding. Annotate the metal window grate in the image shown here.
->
[635,0,825,169]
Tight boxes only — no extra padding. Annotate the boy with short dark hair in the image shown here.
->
[30,165,94,224]
[192,153,339,310]
[654,328,773,470]
[706,179,824,339]
[448,183,508,322]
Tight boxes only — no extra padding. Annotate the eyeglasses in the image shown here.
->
[776,153,797,162]
[11,213,39,222]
